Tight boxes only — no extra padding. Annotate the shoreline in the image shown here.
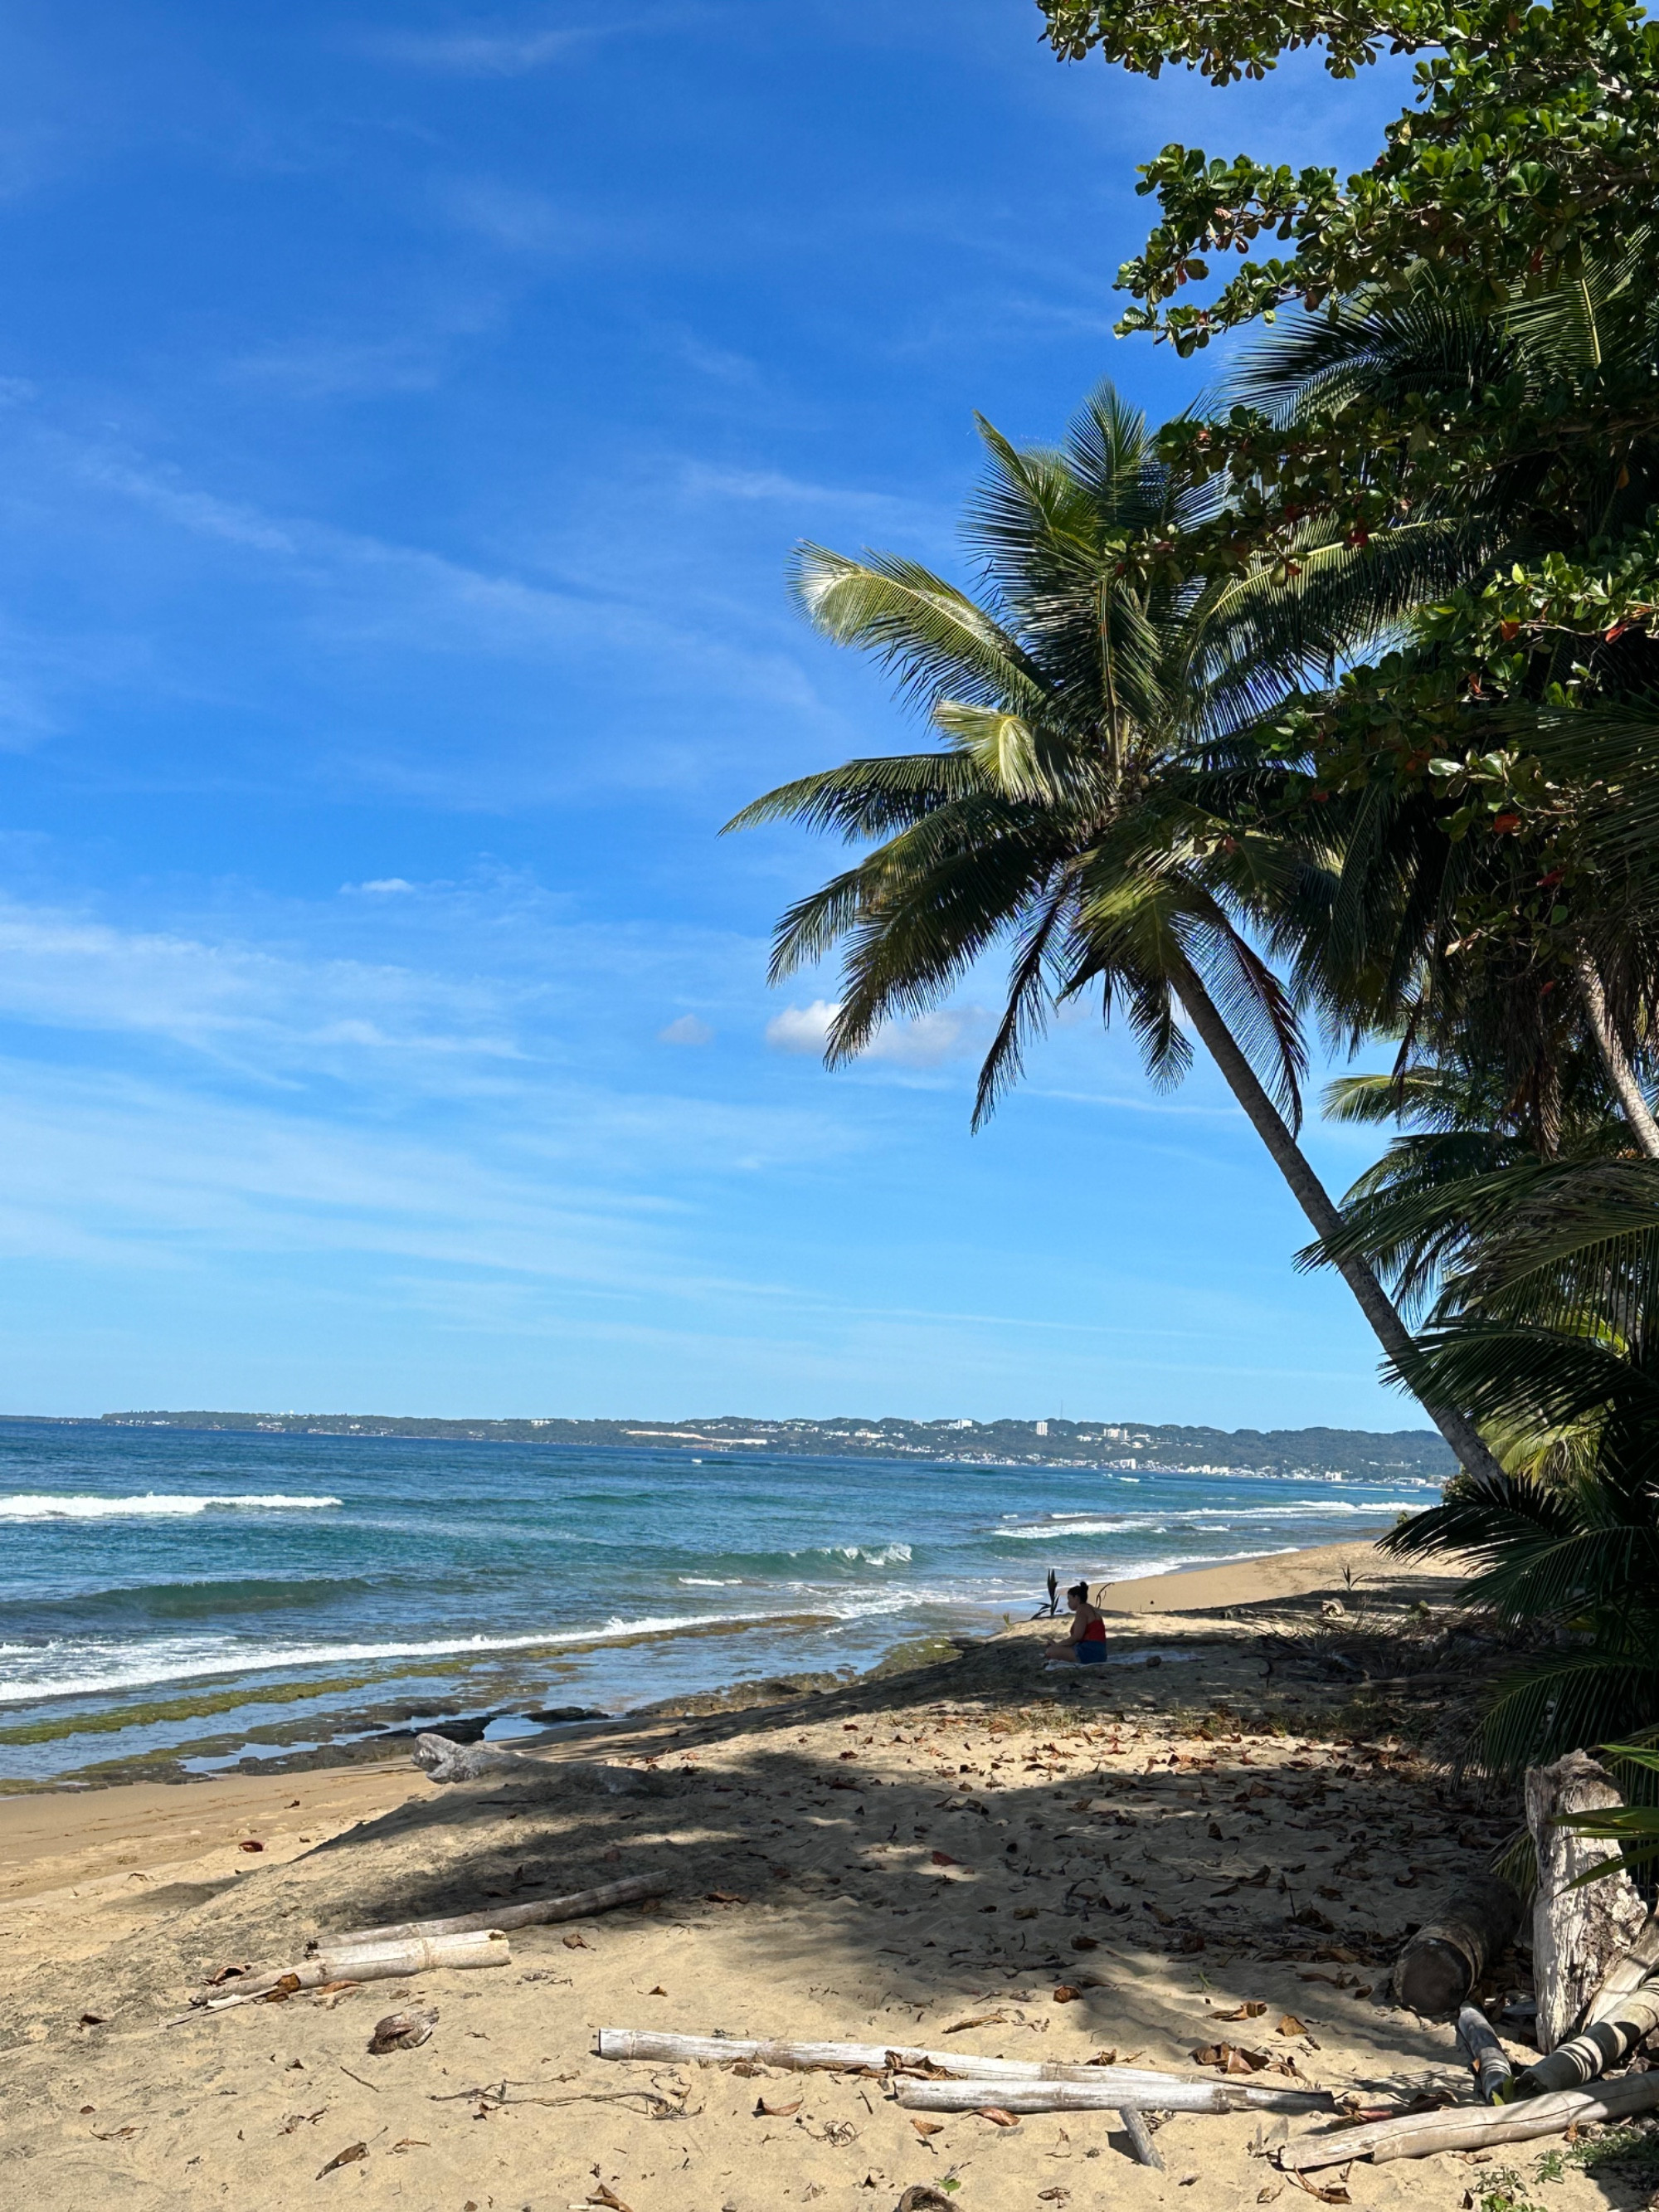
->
[1,1523,1550,2212]
[0,1532,1403,1797]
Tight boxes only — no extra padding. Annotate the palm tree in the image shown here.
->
[1372,1157,1659,1773]
[727,382,1503,1481]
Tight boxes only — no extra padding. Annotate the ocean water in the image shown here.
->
[0,1420,1441,1785]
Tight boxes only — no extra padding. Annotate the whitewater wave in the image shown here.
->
[998,1500,1413,1539]
[0,1587,932,1706]
[0,1493,343,1522]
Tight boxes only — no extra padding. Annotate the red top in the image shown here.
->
[1080,1616,1107,1642]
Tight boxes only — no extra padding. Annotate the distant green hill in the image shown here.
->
[87,1409,1452,1480]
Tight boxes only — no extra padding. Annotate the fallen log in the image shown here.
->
[1456,2002,1515,2104]
[1118,2107,1165,2168]
[1514,1991,1659,2097]
[1586,1905,1659,2026]
[334,1872,670,1946]
[595,2028,1328,2107]
[1278,2068,1659,2171]
[165,1931,509,2024]
[1392,1879,1522,2015]
[895,2077,1328,2117]
[1527,1751,1649,2053]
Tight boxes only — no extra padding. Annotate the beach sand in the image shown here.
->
[0,1537,1635,2211]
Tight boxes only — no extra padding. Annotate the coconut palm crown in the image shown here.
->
[727,382,1504,1481]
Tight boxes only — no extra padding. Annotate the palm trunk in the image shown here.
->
[1169,955,1507,1485]
[1576,956,1659,1160]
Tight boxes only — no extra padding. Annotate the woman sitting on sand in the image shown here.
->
[1044,1579,1108,1664]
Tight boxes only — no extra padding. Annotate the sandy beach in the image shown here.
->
[0,1536,1632,2211]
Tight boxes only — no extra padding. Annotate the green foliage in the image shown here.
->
[1039,0,1659,353]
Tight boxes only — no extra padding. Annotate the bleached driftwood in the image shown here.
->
[1279,2068,1659,2171]
[595,2028,1328,2107]
[1586,1905,1659,2025]
[1456,2001,1515,2103]
[1528,1752,1649,2052]
[1393,1879,1522,2015]
[165,1930,509,2024]
[413,1733,533,1782]
[1514,1990,1659,2097]
[335,1871,670,1946]
[411,1734,665,1792]
[1118,2107,1164,2168]
[896,2077,1326,2117]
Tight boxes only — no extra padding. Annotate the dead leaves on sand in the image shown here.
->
[368,2005,436,2054]
[316,2141,367,2178]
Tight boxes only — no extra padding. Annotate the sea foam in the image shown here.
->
[0,1493,343,1521]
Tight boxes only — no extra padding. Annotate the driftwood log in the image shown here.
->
[1456,2002,1515,2103]
[894,2076,1326,2117]
[335,1872,670,1946]
[1392,1878,1522,2015]
[1118,2107,1165,2168]
[1527,1752,1649,2052]
[1515,1990,1659,2097]
[166,1930,509,2024]
[413,1733,533,1782]
[595,2029,1329,2107]
[1279,2067,1659,2171]
[1587,1905,1659,2025]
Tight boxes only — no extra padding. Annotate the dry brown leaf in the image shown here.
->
[977,2106,1021,2127]
[1052,1985,1082,2004]
[1218,2001,1269,2021]
[1277,2015,1307,2038]
[389,2138,429,2153]
[1291,2175,1350,2205]
[368,2006,436,2055]
[587,2188,635,2212]
[705,1889,747,1903]
[756,2095,802,2117]
[238,1838,265,1853]
[647,1984,668,1995]
[931,1851,959,1867]
[563,1932,589,1949]
[942,2010,1006,2034]
[316,2141,367,2178]
[1071,1933,1098,1951]
[1258,2187,1284,2204]
[910,2117,945,2137]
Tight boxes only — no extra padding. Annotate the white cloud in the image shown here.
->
[864,1006,982,1069]
[766,998,985,1069]
[659,1013,714,1046]
[349,878,416,895]
[766,999,839,1055]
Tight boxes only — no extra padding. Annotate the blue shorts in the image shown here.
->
[1077,1641,1108,1664]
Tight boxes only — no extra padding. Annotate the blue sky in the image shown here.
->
[0,1,1424,1425]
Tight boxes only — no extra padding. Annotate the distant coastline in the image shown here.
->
[5,1408,1456,1482]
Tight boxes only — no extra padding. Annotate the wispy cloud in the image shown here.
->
[659,1013,714,1046]
[358,22,612,78]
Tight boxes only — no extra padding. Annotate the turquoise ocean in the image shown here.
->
[0,1420,1440,1786]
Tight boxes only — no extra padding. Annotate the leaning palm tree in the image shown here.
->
[726,382,1502,1480]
